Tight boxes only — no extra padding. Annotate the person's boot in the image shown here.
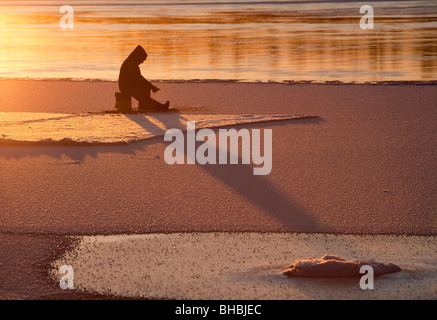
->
[139,100,169,112]
[161,101,170,111]
[151,100,170,112]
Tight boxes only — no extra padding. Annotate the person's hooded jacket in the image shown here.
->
[118,45,153,94]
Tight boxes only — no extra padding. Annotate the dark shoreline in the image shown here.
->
[1,78,437,86]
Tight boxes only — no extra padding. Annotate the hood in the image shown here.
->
[126,45,148,65]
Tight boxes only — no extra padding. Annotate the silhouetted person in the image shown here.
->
[118,45,169,112]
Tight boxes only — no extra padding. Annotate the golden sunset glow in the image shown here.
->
[0,1,436,81]
[0,0,436,303]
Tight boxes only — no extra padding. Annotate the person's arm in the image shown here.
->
[140,75,160,92]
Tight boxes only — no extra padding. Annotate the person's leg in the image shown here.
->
[133,90,169,112]
[131,90,151,111]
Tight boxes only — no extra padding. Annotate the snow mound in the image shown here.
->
[283,254,401,278]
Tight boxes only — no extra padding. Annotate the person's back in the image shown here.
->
[118,45,149,94]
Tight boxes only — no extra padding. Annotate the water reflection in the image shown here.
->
[0,1,436,82]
